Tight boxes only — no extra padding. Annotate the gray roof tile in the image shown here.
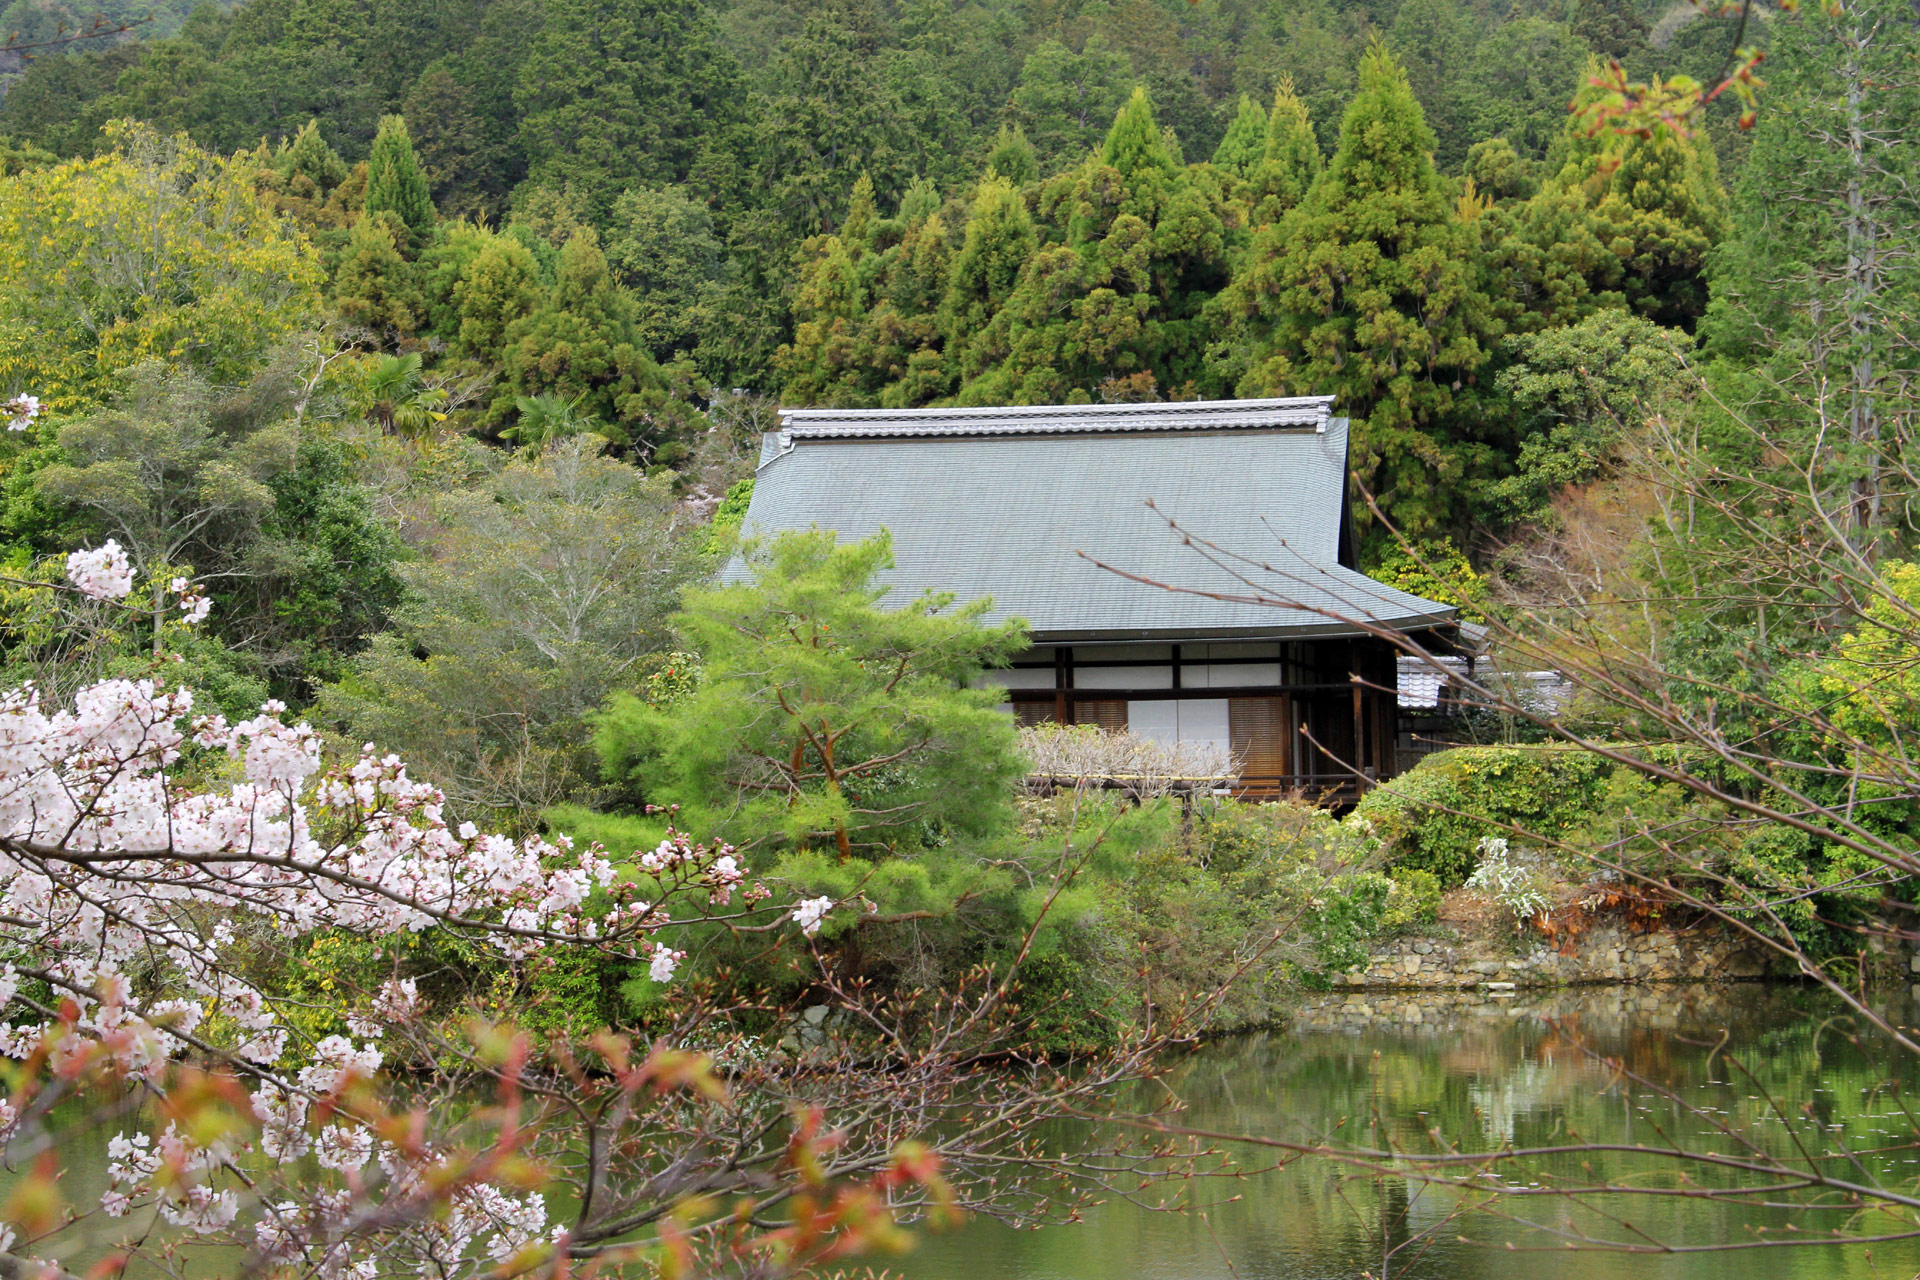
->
[739,400,1456,642]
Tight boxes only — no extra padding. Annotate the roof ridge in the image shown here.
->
[777,396,1338,440]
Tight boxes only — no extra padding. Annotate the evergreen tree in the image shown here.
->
[400,65,499,222]
[1461,20,1594,161]
[1211,95,1268,179]
[753,0,912,244]
[363,114,434,253]
[605,184,725,359]
[514,0,748,224]
[452,234,542,361]
[499,229,668,451]
[960,88,1227,403]
[1249,77,1322,226]
[779,174,955,408]
[983,125,1040,185]
[277,118,347,195]
[333,213,425,340]
[1702,0,1920,551]
[1006,36,1133,173]
[1387,0,1471,169]
[1526,65,1728,330]
[939,176,1038,378]
[1220,39,1498,537]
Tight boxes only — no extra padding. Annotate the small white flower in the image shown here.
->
[790,896,833,937]
[4,393,39,431]
[649,948,683,983]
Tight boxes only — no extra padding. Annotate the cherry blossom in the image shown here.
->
[792,896,835,936]
[65,539,135,600]
[0,668,810,1275]
[3,394,37,431]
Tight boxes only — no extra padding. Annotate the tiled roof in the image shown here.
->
[774,396,1335,441]
[738,398,1455,642]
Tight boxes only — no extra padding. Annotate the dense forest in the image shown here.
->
[0,0,1761,536]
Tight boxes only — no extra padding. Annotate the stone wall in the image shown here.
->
[1332,919,1769,991]
[1293,981,1771,1037]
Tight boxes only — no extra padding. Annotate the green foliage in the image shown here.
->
[318,437,700,824]
[1356,745,1613,884]
[0,124,322,410]
[1364,538,1487,621]
[703,478,753,554]
[498,229,673,451]
[512,0,747,223]
[333,214,425,339]
[1487,310,1692,524]
[1220,40,1499,540]
[594,529,1029,855]
[1007,36,1132,173]
[604,184,725,358]
[982,125,1038,186]
[1210,95,1267,179]
[363,114,435,251]
[1248,77,1322,226]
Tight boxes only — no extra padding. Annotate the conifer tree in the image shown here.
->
[956,88,1226,403]
[1210,95,1268,179]
[1249,78,1321,225]
[278,118,347,195]
[363,114,435,253]
[334,212,425,340]
[940,176,1037,372]
[1006,36,1133,172]
[779,235,867,405]
[1526,66,1728,330]
[840,172,878,251]
[452,234,543,361]
[514,0,748,224]
[500,229,664,446]
[983,125,1039,185]
[1703,0,1920,550]
[1220,39,1497,538]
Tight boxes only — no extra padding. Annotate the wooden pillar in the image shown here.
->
[1279,691,1295,780]
[1055,646,1071,724]
[1351,681,1366,794]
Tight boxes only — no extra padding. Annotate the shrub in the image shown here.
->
[1464,836,1552,929]
[1355,746,1612,883]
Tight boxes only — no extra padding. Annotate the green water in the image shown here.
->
[899,985,1920,1280]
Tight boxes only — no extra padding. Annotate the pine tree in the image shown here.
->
[363,114,435,253]
[1220,39,1498,538]
[1210,95,1268,179]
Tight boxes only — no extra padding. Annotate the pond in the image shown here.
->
[899,984,1920,1280]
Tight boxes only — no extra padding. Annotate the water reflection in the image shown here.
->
[900,985,1920,1280]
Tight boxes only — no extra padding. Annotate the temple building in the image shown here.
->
[735,396,1461,800]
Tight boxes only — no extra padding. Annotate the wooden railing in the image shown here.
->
[1232,772,1370,805]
